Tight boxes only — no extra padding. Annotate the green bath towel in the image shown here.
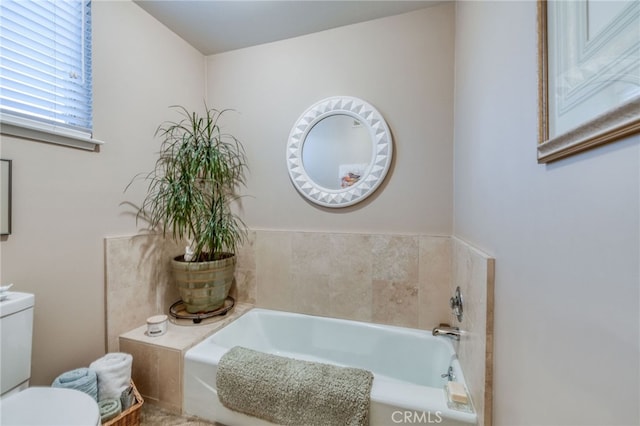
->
[51,368,98,402]
[216,346,374,426]
[99,398,122,422]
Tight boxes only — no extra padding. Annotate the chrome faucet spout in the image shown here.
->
[432,324,461,341]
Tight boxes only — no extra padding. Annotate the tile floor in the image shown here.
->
[140,404,220,426]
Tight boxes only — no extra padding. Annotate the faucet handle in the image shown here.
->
[441,366,456,381]
[450,286,463,322]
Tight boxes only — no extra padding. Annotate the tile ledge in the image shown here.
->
[119,303,254,351]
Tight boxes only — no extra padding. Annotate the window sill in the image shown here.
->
[1,117,104,152]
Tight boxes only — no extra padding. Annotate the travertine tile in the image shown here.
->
[326,233,372,277]
[371,235,419,282]
[118,304,252,414]
[291,271,331,316]
[120,340,159,401]
[119,303,253,351]
[255,231,294,310]
[371,280,419,328]
[451,237,494,426]
[157,348,182,412]
[232,268,256,304]
[258,231,377,320]
[234,231,257,304]
[291,232,332,275]
[328,272,372,322]
[105,235,183,352]
[419,236,453,329]
[235,230,256,271]
[140,404,218,425]
[107,230,492,425]
[248,231,458,331]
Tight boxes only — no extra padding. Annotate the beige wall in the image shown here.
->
[0,0,455,388]
[454,2,639,425]
[205,4,455,235]
[6,3,635,424]
[0,1,205,385]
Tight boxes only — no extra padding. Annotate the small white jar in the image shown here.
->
[146,314,168,337]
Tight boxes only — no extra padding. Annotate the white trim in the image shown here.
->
[1,114,103,151]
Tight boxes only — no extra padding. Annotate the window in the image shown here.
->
[0,0,99,150]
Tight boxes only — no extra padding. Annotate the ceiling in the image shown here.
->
[133,1,442,55]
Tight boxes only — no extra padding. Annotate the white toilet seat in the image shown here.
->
[0,387,101,426]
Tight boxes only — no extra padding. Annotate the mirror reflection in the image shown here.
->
[286,95,392,208]
[302,114,372,190]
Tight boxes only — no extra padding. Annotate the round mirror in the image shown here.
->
[302,114,372,190]
[286,96,393,208]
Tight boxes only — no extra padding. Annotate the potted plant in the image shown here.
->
[128,105,248,313]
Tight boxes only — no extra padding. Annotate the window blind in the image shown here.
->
[0,0,93,138]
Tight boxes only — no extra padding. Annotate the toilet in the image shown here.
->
[0,292,100,426]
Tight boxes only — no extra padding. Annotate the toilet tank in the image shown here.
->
[0,292,35,396]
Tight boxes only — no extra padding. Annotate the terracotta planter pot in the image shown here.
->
[171,254,236,313]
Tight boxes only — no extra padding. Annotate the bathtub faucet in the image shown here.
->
[432,324,461,341]
[441,366,456,381]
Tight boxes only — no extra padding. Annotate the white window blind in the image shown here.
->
[0,0,95,147]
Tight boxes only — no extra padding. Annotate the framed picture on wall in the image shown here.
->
[1,159,11,235]
[537,0,640,163]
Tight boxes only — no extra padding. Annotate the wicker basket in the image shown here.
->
[102,381,144,426]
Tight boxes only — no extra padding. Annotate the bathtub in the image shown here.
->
[184,308,477,426]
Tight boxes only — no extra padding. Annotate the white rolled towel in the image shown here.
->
[90,352,133,402]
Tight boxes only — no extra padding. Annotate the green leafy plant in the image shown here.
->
[129,105,248,262]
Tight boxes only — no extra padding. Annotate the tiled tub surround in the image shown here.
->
[451,237,495,426]
[119,303,252,413]
[105,231,493,422]
[105,231,454,347]
[253,231,453,328]
[105,235,183,352]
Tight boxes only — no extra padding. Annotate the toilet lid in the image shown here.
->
[1,387,100,426]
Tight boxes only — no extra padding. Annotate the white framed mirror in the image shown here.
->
[286,96,393,208]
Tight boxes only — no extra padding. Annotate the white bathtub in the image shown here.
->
[184,308,477,426]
